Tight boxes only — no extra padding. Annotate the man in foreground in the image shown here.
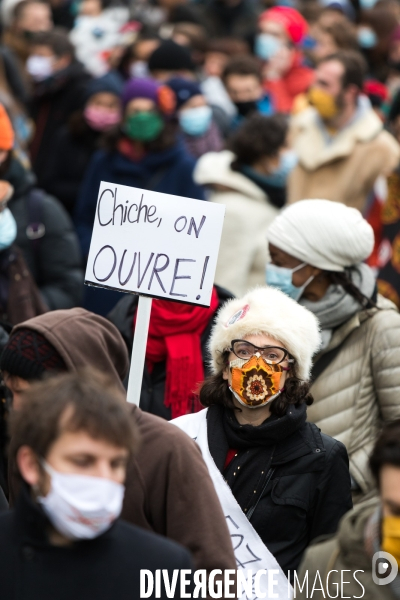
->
[0,371,193,599]
[0,308,237,574]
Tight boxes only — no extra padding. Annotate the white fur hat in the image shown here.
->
[209,287,321,381]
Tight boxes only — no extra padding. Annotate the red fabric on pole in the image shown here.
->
[133,288,219,418]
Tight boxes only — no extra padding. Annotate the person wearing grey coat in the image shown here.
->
[267,200,400,503]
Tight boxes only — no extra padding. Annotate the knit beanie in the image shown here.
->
[148,40,195,73]
[167,77,203,109]
[121,77,176,115]
[85,72,124,102]
[209,287,321,381]
[267,199,374,272]
[0,104,14,151]
[0,328,67,381]
[259,7,308,45]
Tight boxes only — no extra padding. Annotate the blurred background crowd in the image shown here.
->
[2,0,400,418]
[1,0,400,321]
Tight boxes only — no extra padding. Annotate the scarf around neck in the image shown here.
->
[222,401,307,450]
[300,263,376,349]
[133,288,219,418]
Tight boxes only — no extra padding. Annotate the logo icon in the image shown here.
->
[372,551,398,585]
[225,305,250,327]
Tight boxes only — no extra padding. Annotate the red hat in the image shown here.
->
[259,7,308,45]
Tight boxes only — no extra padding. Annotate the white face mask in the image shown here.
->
[37,462,125,540]
[26,55,54,82]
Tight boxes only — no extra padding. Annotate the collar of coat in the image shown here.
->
[291,102,384,170]
[194,150,268,203]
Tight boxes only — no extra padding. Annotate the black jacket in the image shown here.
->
[207,404,353,578]
[42,122,101,215]
[30,61,90,189]
[0,324,9,505]
[6,157,84,309]
[0,486,193,600]
[192,0,258,40]
[107,286,234,420]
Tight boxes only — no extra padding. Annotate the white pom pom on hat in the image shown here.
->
[267,199,374,272]
[209,286,321,381]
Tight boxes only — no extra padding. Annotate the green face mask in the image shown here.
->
[124,111,164,142]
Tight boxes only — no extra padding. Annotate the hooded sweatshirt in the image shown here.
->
[7,308,237,575]
[10,307,128,393]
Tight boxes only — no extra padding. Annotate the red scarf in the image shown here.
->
[133,288,219,418]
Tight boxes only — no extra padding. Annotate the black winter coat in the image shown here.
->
[42,122,100,215]
[6,158,84,309]
[30,61,90,189]
[0,486,193,600]
[207,404,353,579]
[107,286,234,420]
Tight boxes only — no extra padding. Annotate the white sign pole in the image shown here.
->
[126,295,152,405]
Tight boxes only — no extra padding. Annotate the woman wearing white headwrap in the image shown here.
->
[267,199,400,503]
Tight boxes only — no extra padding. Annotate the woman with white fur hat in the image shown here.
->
[172,286,352,588]
[266,199,400,504]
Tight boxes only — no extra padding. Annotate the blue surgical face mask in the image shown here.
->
[129,61,149,79]
[255,34,282,61]
[266,262,314,301]
[179,105,212,137]
[0,208,17,251]
[357,27,377,49]
[359,0,378,8]
[265,150,298,188]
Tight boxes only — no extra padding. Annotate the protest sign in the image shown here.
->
[85,182,225,404]
[85,181,225,308]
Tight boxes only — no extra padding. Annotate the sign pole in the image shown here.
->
[126,295,152,405]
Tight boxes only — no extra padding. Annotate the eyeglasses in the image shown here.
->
[229,340,294,365]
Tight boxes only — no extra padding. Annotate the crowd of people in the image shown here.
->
[1,0,400,596]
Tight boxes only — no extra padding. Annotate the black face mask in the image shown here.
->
[234,100,258,117]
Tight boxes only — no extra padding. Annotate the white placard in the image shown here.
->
[85,181,225,307]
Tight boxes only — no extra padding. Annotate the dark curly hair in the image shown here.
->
[199,350,313,418]
[228,113,288,170]
[222,55,263,84]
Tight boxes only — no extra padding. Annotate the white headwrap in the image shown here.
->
[267,199,374,272]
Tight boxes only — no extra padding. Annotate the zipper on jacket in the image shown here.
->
[246,467,275,522]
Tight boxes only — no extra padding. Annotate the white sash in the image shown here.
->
[172,409,293,600]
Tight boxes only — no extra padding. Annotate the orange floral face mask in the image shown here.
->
[230,355,284,409]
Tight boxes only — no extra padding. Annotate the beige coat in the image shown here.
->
[296,499,396,600]
[288,105,400,211]
[194,150,279,297]
[309,296,400,502]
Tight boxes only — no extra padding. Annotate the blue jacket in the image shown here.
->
[74,141,205,317]
[75,142,205,258]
